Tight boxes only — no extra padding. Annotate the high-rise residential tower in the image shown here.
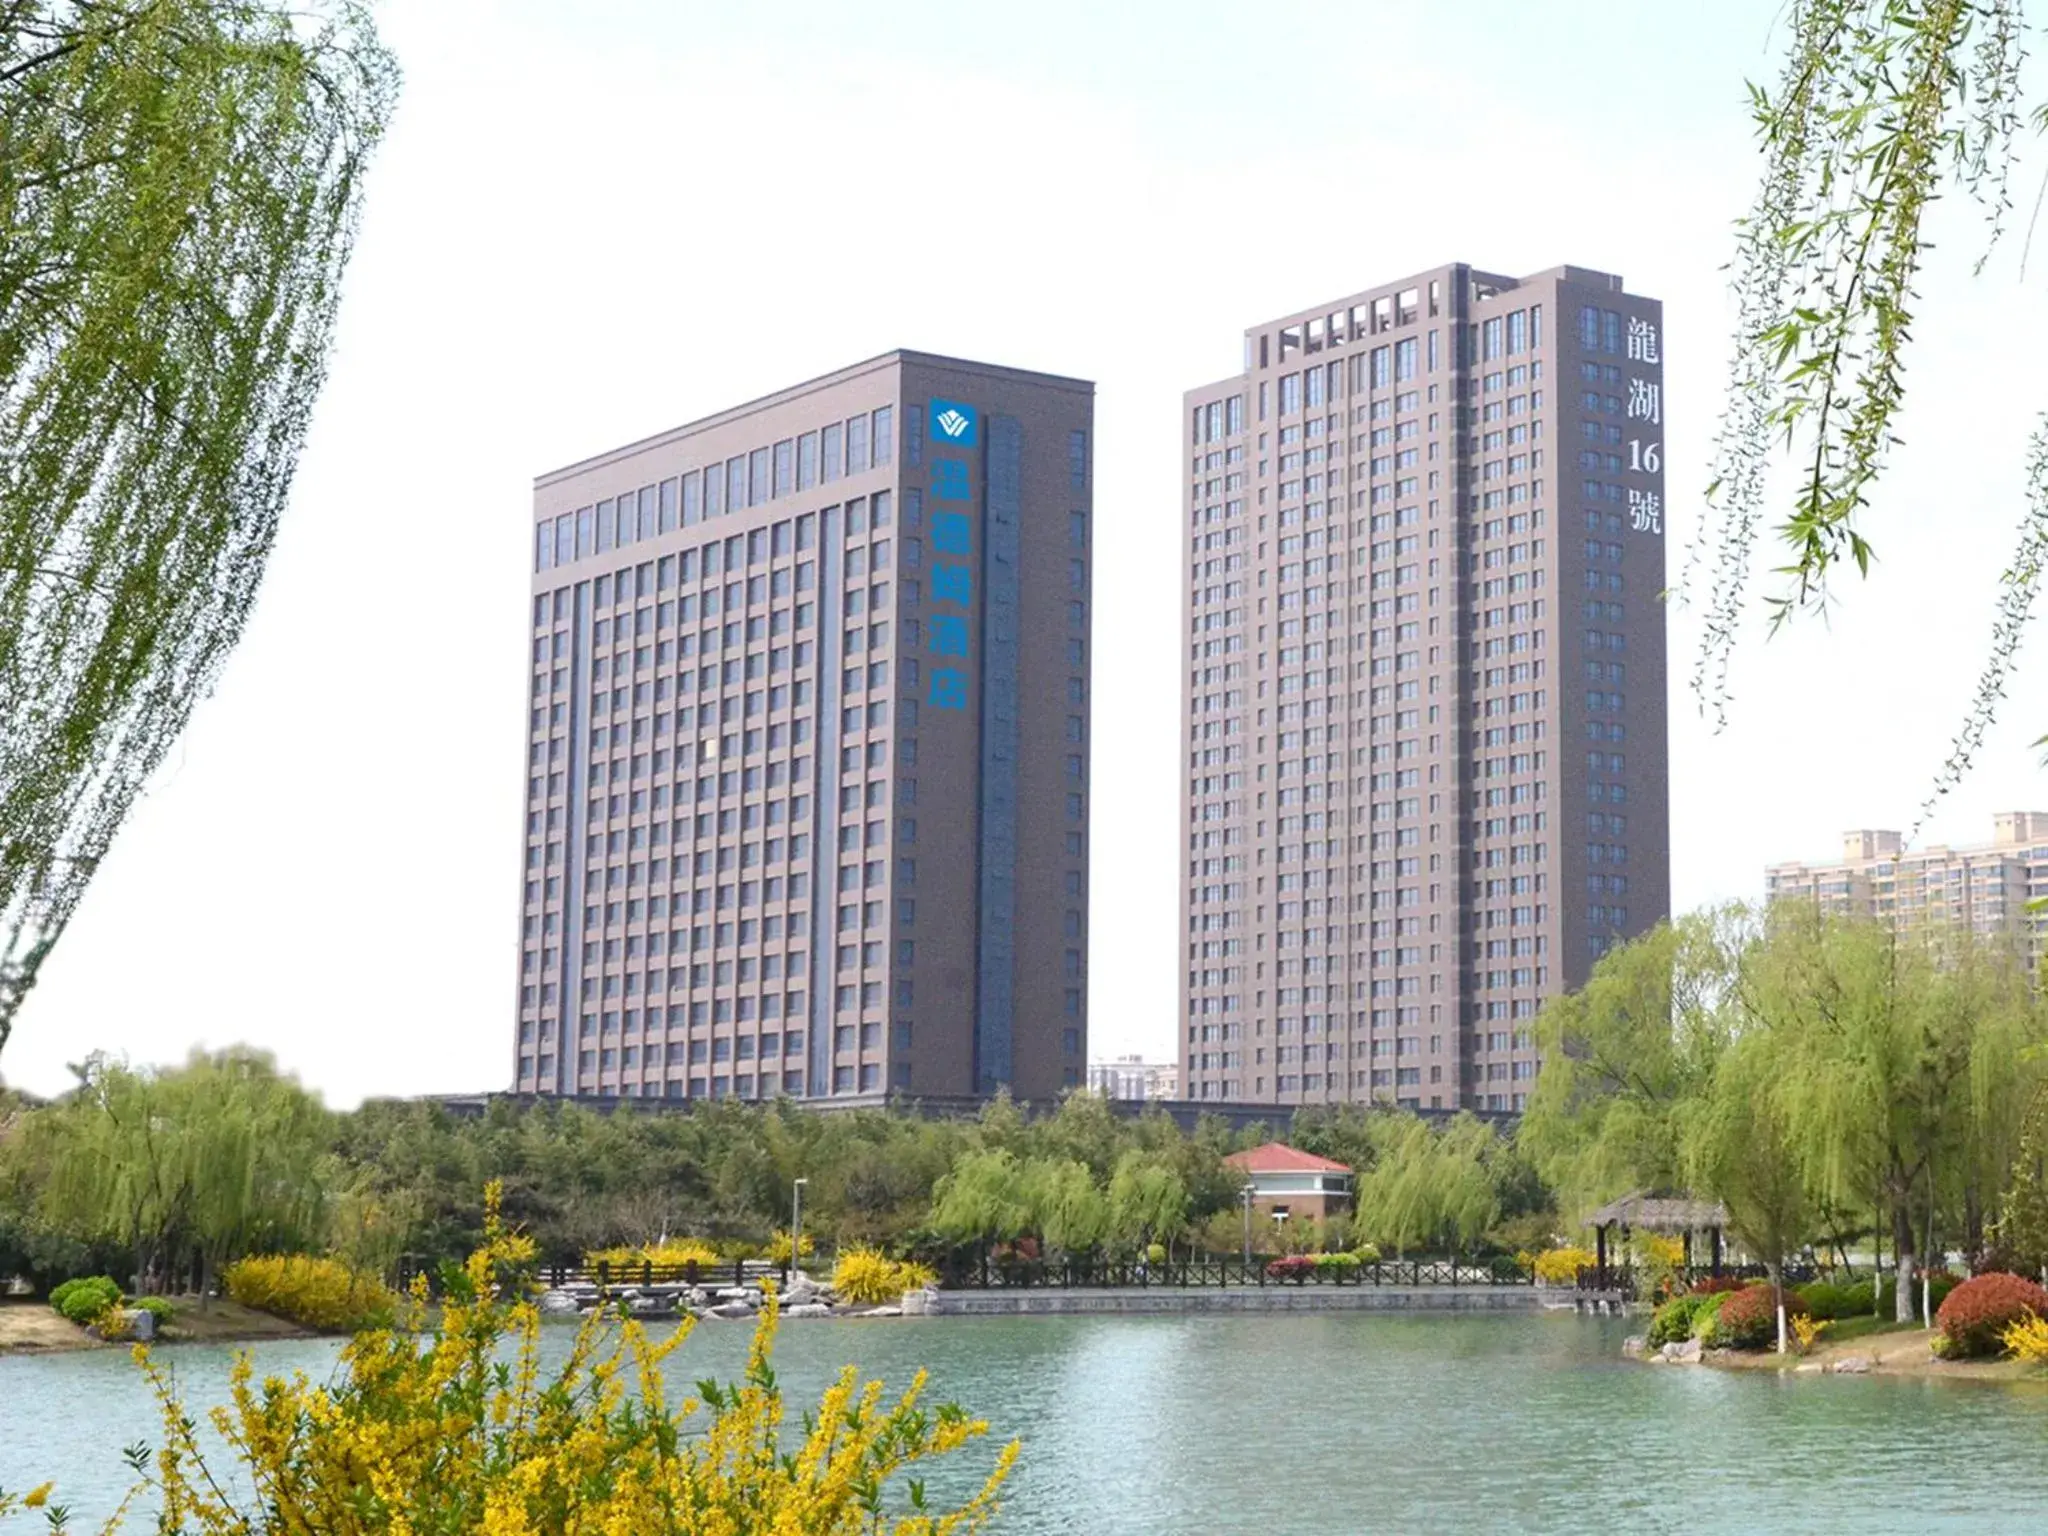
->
[516,352,1093,1103]
[1765,813,2048,969]
[1179,264,1669,1112]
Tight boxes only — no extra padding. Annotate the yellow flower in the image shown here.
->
[32,1186,1014,1534]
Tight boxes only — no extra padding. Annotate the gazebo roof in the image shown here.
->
[1586,1190,1727,1232]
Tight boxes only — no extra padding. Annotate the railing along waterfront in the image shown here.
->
[1573,1261,1826,1293]
[431,1257,1828,1296]
[934,1255,1533,1289]
[514,1259,779,1291]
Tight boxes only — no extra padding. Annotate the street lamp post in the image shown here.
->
[1240,1184,1254,1265]
[790,1177,809,1284]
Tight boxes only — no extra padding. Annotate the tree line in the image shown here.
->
[0,1054,1551,1290]
[1523,904,2048,1320]
[6,906,2044,1302]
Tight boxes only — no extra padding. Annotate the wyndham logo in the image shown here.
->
[930,400,977,446]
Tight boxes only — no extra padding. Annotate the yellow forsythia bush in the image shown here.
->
[767,1229,817,1265]
[1639,1234,1685,1268]
[585,1237,722,1271]
[833,1246,939,1305]
[3,1186,1015,1535]
[2001,1310,2048,1363]
[1532,1246,1597,1285]
[223,1253,395,1332]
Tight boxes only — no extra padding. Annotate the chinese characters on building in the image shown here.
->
[1625,317,1662,537]
[926,399,978,712]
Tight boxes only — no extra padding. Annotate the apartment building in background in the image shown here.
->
[515,352,1094,1103]
[1179,263,1671,1113]
[1087,1054,1181,1102]
[1765,813,2048,967]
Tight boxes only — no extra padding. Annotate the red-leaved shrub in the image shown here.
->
[1690,1275,1749,1296]
[1934,1272,2048,1358]
[1710,1283,1809,1350]
[1266,1255,1316,1283]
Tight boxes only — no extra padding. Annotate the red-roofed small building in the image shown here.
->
[1223,1142,1354,1222]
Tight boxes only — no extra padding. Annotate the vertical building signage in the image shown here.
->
[1624,318,1662,536]
[926,398,979,712]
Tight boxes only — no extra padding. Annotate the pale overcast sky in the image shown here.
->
[7,0,2048,1104]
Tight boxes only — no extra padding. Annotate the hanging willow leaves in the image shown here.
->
[0,2,396,1059]
[1686,0,2048,817]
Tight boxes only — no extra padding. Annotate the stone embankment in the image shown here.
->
[536,1270,934,1323]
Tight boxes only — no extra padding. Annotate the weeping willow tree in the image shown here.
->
[0,3,397,1060]
[18,1046,333,1296]
[1689,0,2048,821]
[1350,1113,1502,1258]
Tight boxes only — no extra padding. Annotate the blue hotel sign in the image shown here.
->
[926,399,977,713]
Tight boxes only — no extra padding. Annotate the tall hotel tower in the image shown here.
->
[516,353,1093,1103]
[1178,265,1669,1112]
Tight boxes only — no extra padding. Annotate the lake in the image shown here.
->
[5,1312,2047,1533]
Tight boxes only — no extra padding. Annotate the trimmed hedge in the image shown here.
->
[1647,1293,1705,1347]
[1706,1284,1808,1350]
[1934,1272,2048,1359]
[48,1275,121,1326]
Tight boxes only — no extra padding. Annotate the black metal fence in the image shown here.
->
[1575,1261,1827,1293]
[402,1253,1845,1298]
[933,1255,1533,1289]
[515,1260,777,1291]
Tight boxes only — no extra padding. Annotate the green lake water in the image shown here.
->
[4,1311,2047,1533]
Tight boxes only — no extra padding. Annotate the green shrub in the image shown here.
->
[1144,1243,1166,1265]
[1798,1282,1855,1320]
[133,1296,175,1325]
[1313,1252,1362,1271]
[1353,1242,1381,1264]
[1694,1292,1732,1338]
[1822,1272,1963,1321]
[1647,1294,1703,1347]
[48,1275,120,1326]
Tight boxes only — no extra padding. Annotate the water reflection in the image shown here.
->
[4,1313,2045,1534]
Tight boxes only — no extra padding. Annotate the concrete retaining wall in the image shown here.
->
[930,1285,1586,1316]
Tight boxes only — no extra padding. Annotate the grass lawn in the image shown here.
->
[1821,1314,1921,1345]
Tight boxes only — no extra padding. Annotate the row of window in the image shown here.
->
[534,409,895,573]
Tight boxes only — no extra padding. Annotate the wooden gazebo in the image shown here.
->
[1586,1190,1728,1290]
